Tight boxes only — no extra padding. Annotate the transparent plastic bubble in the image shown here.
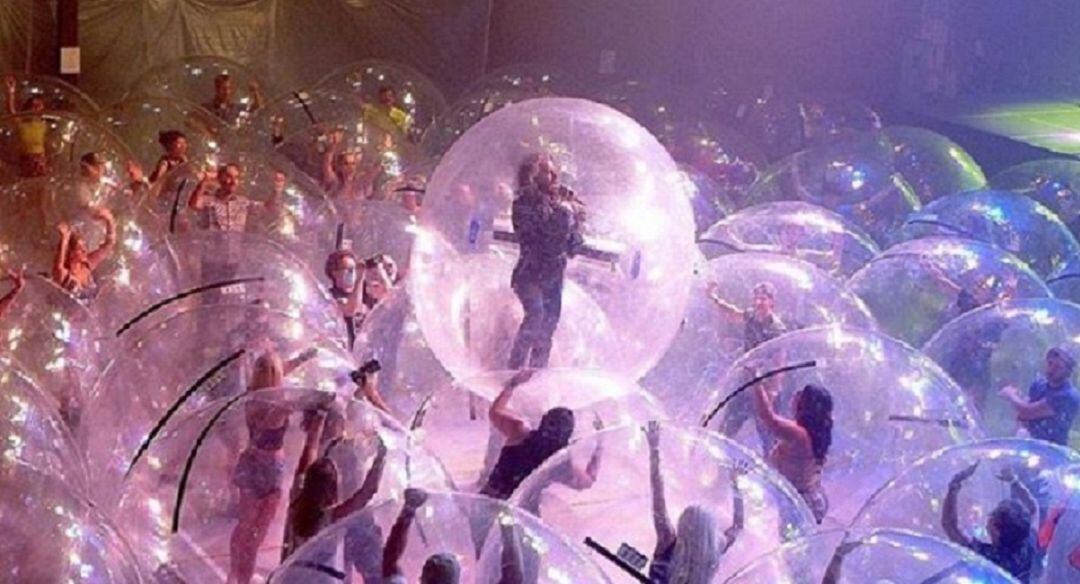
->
[704,325,983,526]
[0,356,89,489]
[0,111,135,181]
[0,461,144,583]
[662,121,766,210]
[737,92,882,161]
[513,422,816,583]
[679,165,733,236]
[1048,254,1080,303]
[250,85,355,154]
[0,175,151,276]
[412,368,665,491]
[130,56,266,129]
[411,97,697,381]
[315,60,448,142]
[851,438,1080,583]
[2,73,100,116]
[102,96,232,170]
[798,96,884,146]
[902,190,1079,277]
[353,289,452,418]
[991,159,1080,232]
[1040,464,1080,583]
[117,387,448,583]
[271,490,607,584]
[471,64,580,96]
[592,79,687,137]
[645,253,876,423]
[699,201,881,277]
[747,132,920,245]
[82,305,356,503]
[848,237,1051,347]
[420,87,541,157]
[0,276,103,422]
[95,231,343,343]
[139,154,339,271]
[884,126,987,203]
[339,199,420,272]
[725,528,1018,583]
[923,298,1080,444]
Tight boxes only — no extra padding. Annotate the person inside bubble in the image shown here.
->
[0,267,26,321]
[52,206,115,303]
[325,249,365,350]
[281,408,389,571]
[382,488,462,584]
[1037,485,1080,582]
[998,347,1080,447]
[506,155,585,370]
[188,163,283,234]
[919,257,1018,318]
[322,127,381,201]
[4,75,49,178]
[362,86,412,139]
[204,73,263,127]
[645,421,745,584]
[753,375,833,524]
[150,130,189,184]
[942,462,1037,583]
[228,348,319,584]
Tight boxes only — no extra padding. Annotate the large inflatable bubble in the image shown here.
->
[102,96,231,172]
[680,165,733,236]
[737,91,882,161]
[592,79,687,137]
[0,111,134,181]
[661,121,765,210]
[699,201,881,277]
[413,368,664,490]
[271,490,607,584]
[3,73,100,116]
[725,528,1019,583]
[95,231,343,342]
[410,97,697,381]
[513,422,817,582]
[0,356,88,489]
[420,87,541,158]
[82,304,356,503]
[0,276,103,424]
[884,126,987,202]
[117,388,448,583]
[704,325,983,526]
[1047,254,1080,303]
[130,56,267,129]
[644,253,876,422]
[340,199,420,271]
[747,131,920,245]
[902,190,1079,277]
[852,438,1080,583]
[471,64,579,96]
[991,158,1080,236]
[923,298,1080,445]
[0,461,144,583]
[1039,464,1080,583]
[848,237,1051,347]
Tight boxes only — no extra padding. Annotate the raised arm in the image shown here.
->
[86,208,116,269]
[331,438,388,520]
[187,171,214,210]
[706,282,743,316]
[564,415,605,490]
[383,488,428,579]
[997,467,1039,520]
[4,76,16,115]
[941,463,979,548]
[489,371,533,445]
[646,421,676,553]
[52,223,73,284]
[247,80,264,113]
[321,131,342,191]
[723,463,747,550]
[753,381,806,442]
[0,268,26,319]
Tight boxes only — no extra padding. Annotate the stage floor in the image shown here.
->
[931,94,1080,156]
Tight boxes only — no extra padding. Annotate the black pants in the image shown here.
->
[508,277,563,369]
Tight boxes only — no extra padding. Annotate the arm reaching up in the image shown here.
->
[0,268,26,319]
[383,488,429,579]
[489,370,534,445]
[941,463,979,548]
[646,421,676,554]
[331,438,388,520]
[723,461,748,550]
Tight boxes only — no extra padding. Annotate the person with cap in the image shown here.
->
[999,347,1080,447]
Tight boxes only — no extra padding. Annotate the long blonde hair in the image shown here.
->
[669,505,721,584]
[249,352,284,391]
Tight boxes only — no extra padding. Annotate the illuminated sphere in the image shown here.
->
[662,122,765,210]
[0,462,144,582]
[884,126,987,202]
[116,388,449,582]
[410,97,697,381]
[82,304,356,504]
[991,158,1080,236]
[2,73,100,116]
[902,190,1079,277]
[471,64,579,96]
[270,491,607,584]
[102,96,232,170]
[130,56,265,129]
[848,237,1051,346]
[513,422,817,583]
[679,165,733,236]
[420,87,542,157]
[851,439,1080,564]
[1048,254,1080,303]
[644,252,876,423]
[0,111,134,182]
[412,368,665,490]
[704,325,982,525]
[923,298,1080,444]
[699,201,881,277]
[726,528,1018,583]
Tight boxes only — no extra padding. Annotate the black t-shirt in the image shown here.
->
[481,430,558,500]
[968,538,1035,583]
[511,189,582,288]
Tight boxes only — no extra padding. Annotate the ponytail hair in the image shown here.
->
[795,384,833,463]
